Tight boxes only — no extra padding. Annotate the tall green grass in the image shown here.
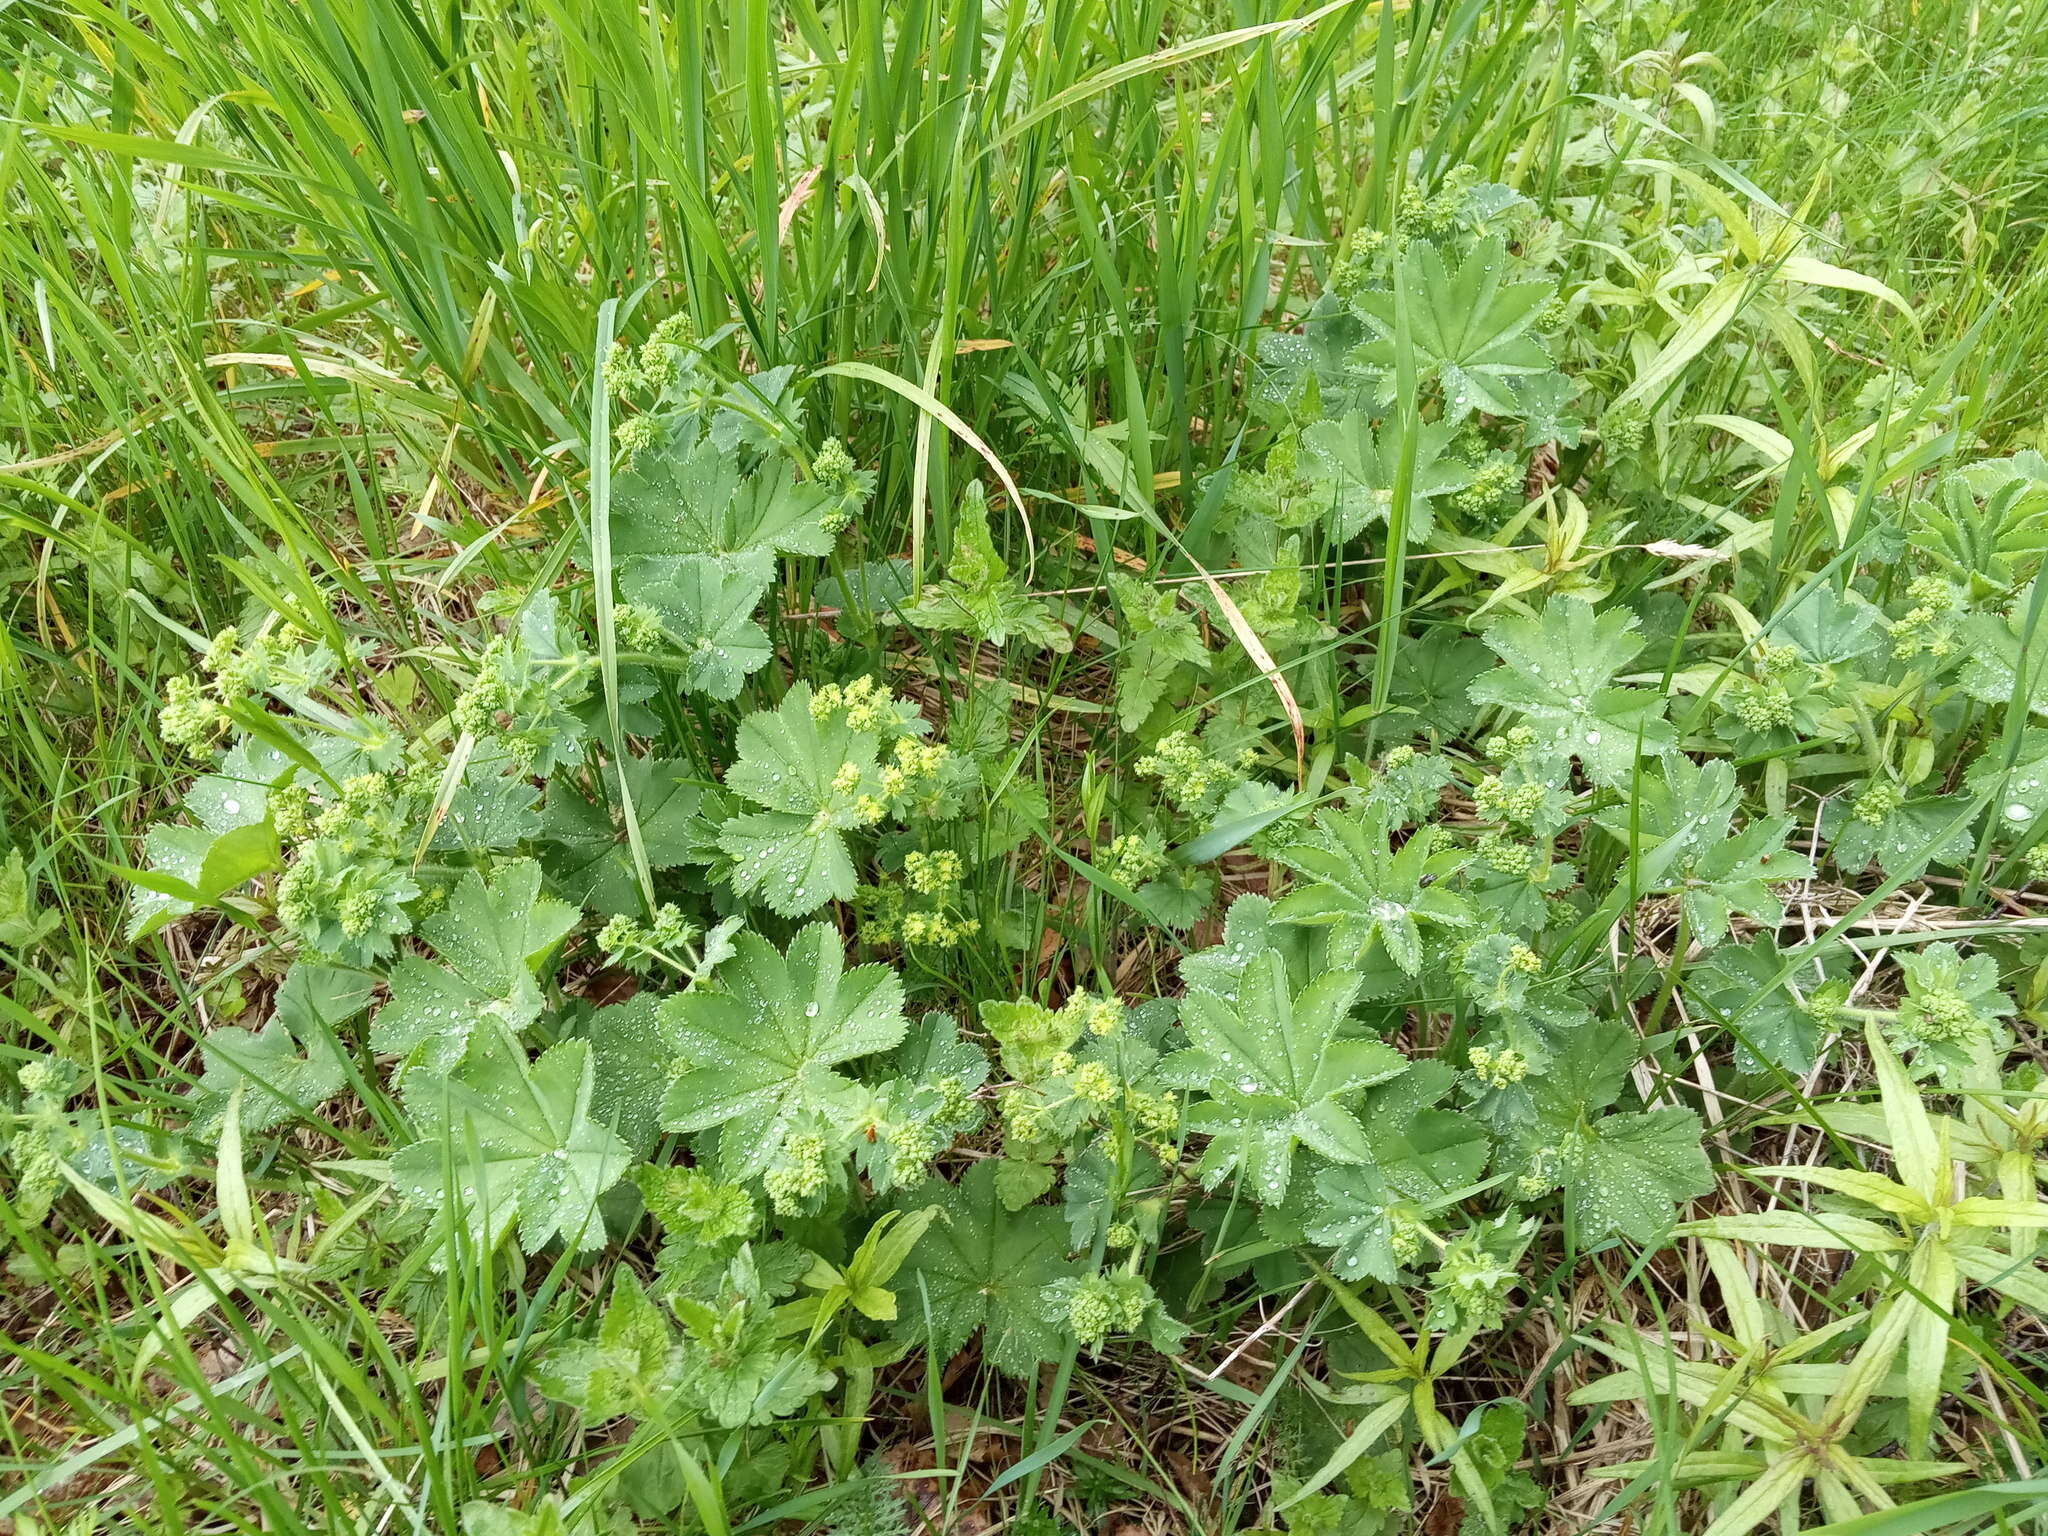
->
[5,0,2048,1529]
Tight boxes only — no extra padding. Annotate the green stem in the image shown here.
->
[1643,902,1690,1036]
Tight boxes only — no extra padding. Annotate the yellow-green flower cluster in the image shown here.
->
[1101,832,1166,888]
[899,911,980,946]
[1472,774,1546,824]
[1517,1145,1561,1200]
[1901,988,1977,1042]
[881,737,952,799]
[597,903,702,973]
[1054,988,1123,1038]
[1599,399,1649,455]
[933,1074,979,1127]
[1061,1273,1154,1351]
[605,312,695,397]
[1733,681,1795,732]
[1134,1090,1178,1135]
[763,1132,828,1214]
[613,412,664,468]
[1475,832,1534,877]
[1329,228,1389,299]
[1071,1061,1118,1105]
[1134,731,1250,808]
[1389,1211,1426,1266]
[1468,1044,1530,1088]
[160,673,230,755]
[880,1117,943,1186]
[163,624,300,753]
[613,601,666,652]
[1394,168,1478,240]
[809,437,871,536]
[812,436,854,484]
[809,674,909,734]
[1851,780,1901,826]
[1891,576,1959,660]
[1000,1084,1048,1145]
[1482,724,1538,766]
[202,625,276,697]
[1450,451,1523,514]
[270,782,317,842]
[1431,1224,1525,1330]
[903,849,962,895]
[857,878,978,947]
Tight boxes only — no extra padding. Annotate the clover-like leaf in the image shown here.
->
[1467,598,1673,784]
[717,684,884,917]
[395,1031,632,1255]
[1959,611,2048,716]
[1299,411,1475,542]
[894,1159,1081,1376]
[1362,1060,1491,1199]
[900,482,1069,651]
[430,746,543,853]
[1108,572,1210,731]
[370,860,579,1074]
[1179,892,1323,998]
[611,438,837,563]
[1174,949,1408,1203]
[534,1269,683,1420]
[1509,372,1584,447]
[539,757,704,915]
[1352,236,1556,421]
[1306,1163,1404,1282]
[194,962,373,1133]
[1966,729,2048,840]
[583,992,687,1157]
[1773,582,1887,667]
[620,552,775,699]
[1594,756,1810,947]
[1554,1109,1715,1240]
[1270,807,1472,973]
[1523,1028,1712,1240]
[1687,935,1845,1075]
[1824,795,1975,877]
[660,924,908,1177]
